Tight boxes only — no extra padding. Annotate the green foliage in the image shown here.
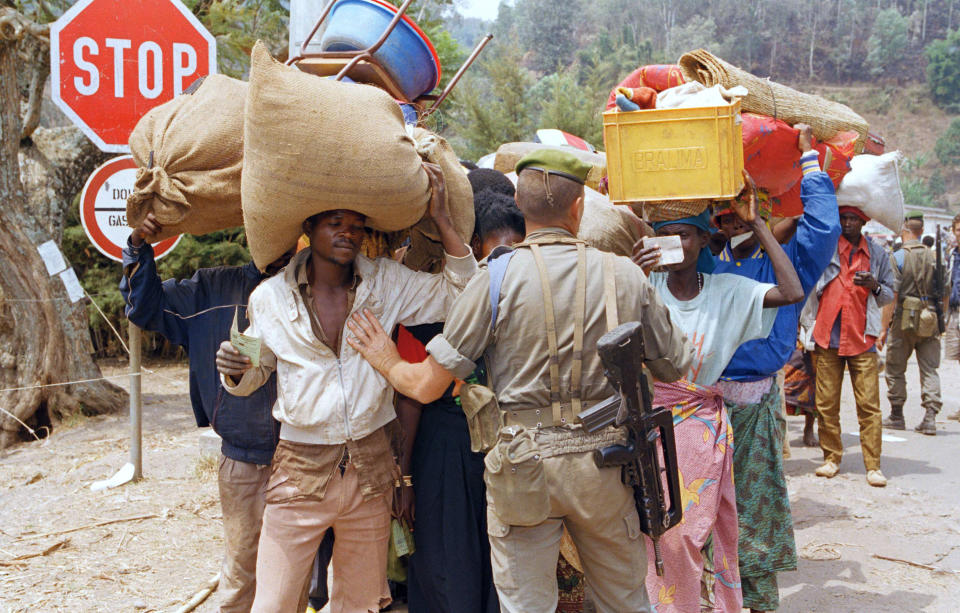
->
[184,0,289,77]
[667,15,721,61]
[899,154,945,208]
[935,119,960,167]
[865,8,908,78]
[516,0,582,72]
[532,70,602,148]
[447,41,536,160]
[925,28,960,112]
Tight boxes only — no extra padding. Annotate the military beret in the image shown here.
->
[905,210,924,221]
[515,148,592,185]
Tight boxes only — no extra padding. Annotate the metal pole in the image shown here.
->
[421,33,493,120]
[129,322,142,481]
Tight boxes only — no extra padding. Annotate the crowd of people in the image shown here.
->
[119,132,958,612]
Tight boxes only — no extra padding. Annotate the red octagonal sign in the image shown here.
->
[51,0,217,153]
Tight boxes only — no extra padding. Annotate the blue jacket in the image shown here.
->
[715,171,841,381]
[119,240,279,465]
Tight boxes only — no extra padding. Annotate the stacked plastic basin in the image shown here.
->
[319,0,441,101]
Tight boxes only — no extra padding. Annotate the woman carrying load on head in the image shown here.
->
[632,171,804,613]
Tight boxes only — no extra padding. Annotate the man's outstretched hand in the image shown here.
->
[347,309,403,376]
[130,212,163,247]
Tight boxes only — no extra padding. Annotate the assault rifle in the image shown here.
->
[934,224,946,334]
[577,321,682,576]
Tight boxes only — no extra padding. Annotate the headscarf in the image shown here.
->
[838,205,869,222]
[651,209,717,273]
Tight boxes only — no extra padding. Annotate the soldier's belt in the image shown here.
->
[503,398,616,430]
[502,403,579,429]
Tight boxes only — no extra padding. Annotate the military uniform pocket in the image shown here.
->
[483,428,550,527]
[460,383,502,453]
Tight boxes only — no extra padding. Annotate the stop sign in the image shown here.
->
[50,0,217,153]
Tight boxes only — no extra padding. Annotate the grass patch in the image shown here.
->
[193,453,220,482]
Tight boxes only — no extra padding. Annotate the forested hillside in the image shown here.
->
[14,0,956,357]
[438,0,960,209]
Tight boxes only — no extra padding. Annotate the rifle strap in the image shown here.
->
[602,252,619,332]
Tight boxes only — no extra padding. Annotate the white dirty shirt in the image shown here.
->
[222,247,477,444]
[648,272,778,386]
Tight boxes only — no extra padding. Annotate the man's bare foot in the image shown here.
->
[803,429,819,447]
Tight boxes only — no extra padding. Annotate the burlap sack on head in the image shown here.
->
[494,142,606,192]
[396,127,475,272]
[242,41,430,270]
[127,74,247,241]
[679,49,869,150]
[579,189,647,256]
[506,172,644,257]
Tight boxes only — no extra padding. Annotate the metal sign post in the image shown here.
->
[90,321,143,490]
[129,323,143,481]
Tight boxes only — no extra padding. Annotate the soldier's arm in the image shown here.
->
[348,270,493,403]
[347,310,455,403]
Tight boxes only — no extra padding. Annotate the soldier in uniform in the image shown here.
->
[881,211,945,435]
[346,149,694,613]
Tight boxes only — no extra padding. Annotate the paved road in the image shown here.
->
[780,353,960,612]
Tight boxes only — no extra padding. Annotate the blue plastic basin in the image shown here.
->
[319,0,441,101]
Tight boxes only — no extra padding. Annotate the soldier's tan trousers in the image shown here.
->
[885,326,942,415]
[486,448,651,613]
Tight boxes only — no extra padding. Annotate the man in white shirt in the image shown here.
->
[216,165,476,612]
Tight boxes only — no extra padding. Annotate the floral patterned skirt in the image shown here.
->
[645,380,742,613]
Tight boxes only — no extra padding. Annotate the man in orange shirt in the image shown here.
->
[809,206,895,487]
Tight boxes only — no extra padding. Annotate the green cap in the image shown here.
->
[515,148,591,185]
[905,210,924,221]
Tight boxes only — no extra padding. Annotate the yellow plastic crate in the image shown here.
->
[602,101,744,204]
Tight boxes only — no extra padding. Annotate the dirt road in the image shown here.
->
[2,357,959,612]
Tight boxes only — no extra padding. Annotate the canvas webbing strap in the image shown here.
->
[602,252,619,332]
[570,242,587,416]
[529,243,564,426]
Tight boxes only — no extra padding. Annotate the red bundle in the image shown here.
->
[742,113,802,197]
[606,65,686,110]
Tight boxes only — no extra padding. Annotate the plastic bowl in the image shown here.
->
[319,0,441,101]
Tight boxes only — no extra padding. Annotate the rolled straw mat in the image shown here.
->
[679,49,868,151]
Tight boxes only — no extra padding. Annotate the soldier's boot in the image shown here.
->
[882,406,906,430]
[914,408,937,436]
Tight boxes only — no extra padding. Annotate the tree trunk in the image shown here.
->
[0,19,126,449]
[808,0,820,80]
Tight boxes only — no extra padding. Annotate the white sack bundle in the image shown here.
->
[836,152,905,233]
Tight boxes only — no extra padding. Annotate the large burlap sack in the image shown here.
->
[396,127,475,272]
[580,191,647,256]
[836,152,905,233]
[127,74,247,240]
[505,172,646,256]
[242,41,431,269]
[495,142,606,192]
[679,49,869,149]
